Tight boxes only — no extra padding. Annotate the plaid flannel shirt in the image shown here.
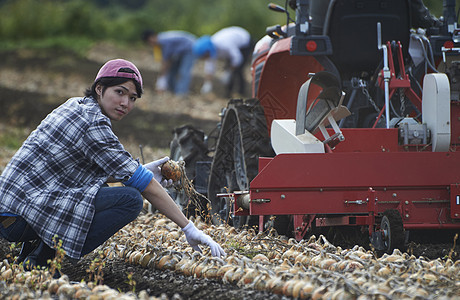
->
[0,96,139,259]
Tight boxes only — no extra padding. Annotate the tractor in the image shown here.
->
[170,0,460,253]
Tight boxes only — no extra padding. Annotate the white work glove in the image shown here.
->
[155,75,168,91]
[144,156,173,188]
[182,221,226,258]
[200,80,213,94]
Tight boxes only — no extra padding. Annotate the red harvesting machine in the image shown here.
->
[171,0,460,253]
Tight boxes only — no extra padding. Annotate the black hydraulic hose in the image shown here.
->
[408,72,423,95]
[390,96,403,118]
[426,38,437,70]
[415,35,439,73]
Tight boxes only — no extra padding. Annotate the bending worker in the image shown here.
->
[193,26,253,98]
[142,30,196,96]
[0,59,225,271]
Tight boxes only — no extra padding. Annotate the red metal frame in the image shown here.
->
[242,142,460,238]
[244,25,460,241]
[451,184,460,219]
[377,42,423,116]
[451,102,460,147]
[235,125,460,239]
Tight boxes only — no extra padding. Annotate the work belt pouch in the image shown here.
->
[0,216,16,229]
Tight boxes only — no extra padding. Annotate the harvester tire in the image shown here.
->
[207,98,274,227]
[169,125,210,216]
[381,209,405,253]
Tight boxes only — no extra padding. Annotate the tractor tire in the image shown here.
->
[169,125,210,216]
[207,98,274,228]
[380,209,405,253]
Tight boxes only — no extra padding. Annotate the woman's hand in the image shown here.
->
[182,221,226,257]
[144,157,173,188]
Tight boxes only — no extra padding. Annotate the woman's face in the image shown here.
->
[96,80,138,121]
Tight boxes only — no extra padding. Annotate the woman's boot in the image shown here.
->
[14,241,37,265]
[23,240,56,271]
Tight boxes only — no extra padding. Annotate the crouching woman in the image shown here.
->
[0,59,225,271]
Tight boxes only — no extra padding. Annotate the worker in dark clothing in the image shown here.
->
[410,0,442,29]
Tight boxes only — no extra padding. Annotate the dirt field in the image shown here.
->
[0,45,458,299]
[0,45,232,151]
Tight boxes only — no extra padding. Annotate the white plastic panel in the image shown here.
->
[271,119,325,154]
[422,73,451,152]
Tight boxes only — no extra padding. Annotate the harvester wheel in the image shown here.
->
[207,99,274,228]
[169,125,210,216]
[380,209,405,253]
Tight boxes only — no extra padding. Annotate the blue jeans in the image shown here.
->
[0,217,39,242]
[81,186,143,255]
[167,52,195,95]
[0,186,143,257]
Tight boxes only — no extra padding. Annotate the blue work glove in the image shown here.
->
[182,221,226,258]
[144,156,173,188]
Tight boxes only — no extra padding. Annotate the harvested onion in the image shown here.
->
[161,160,182,181]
